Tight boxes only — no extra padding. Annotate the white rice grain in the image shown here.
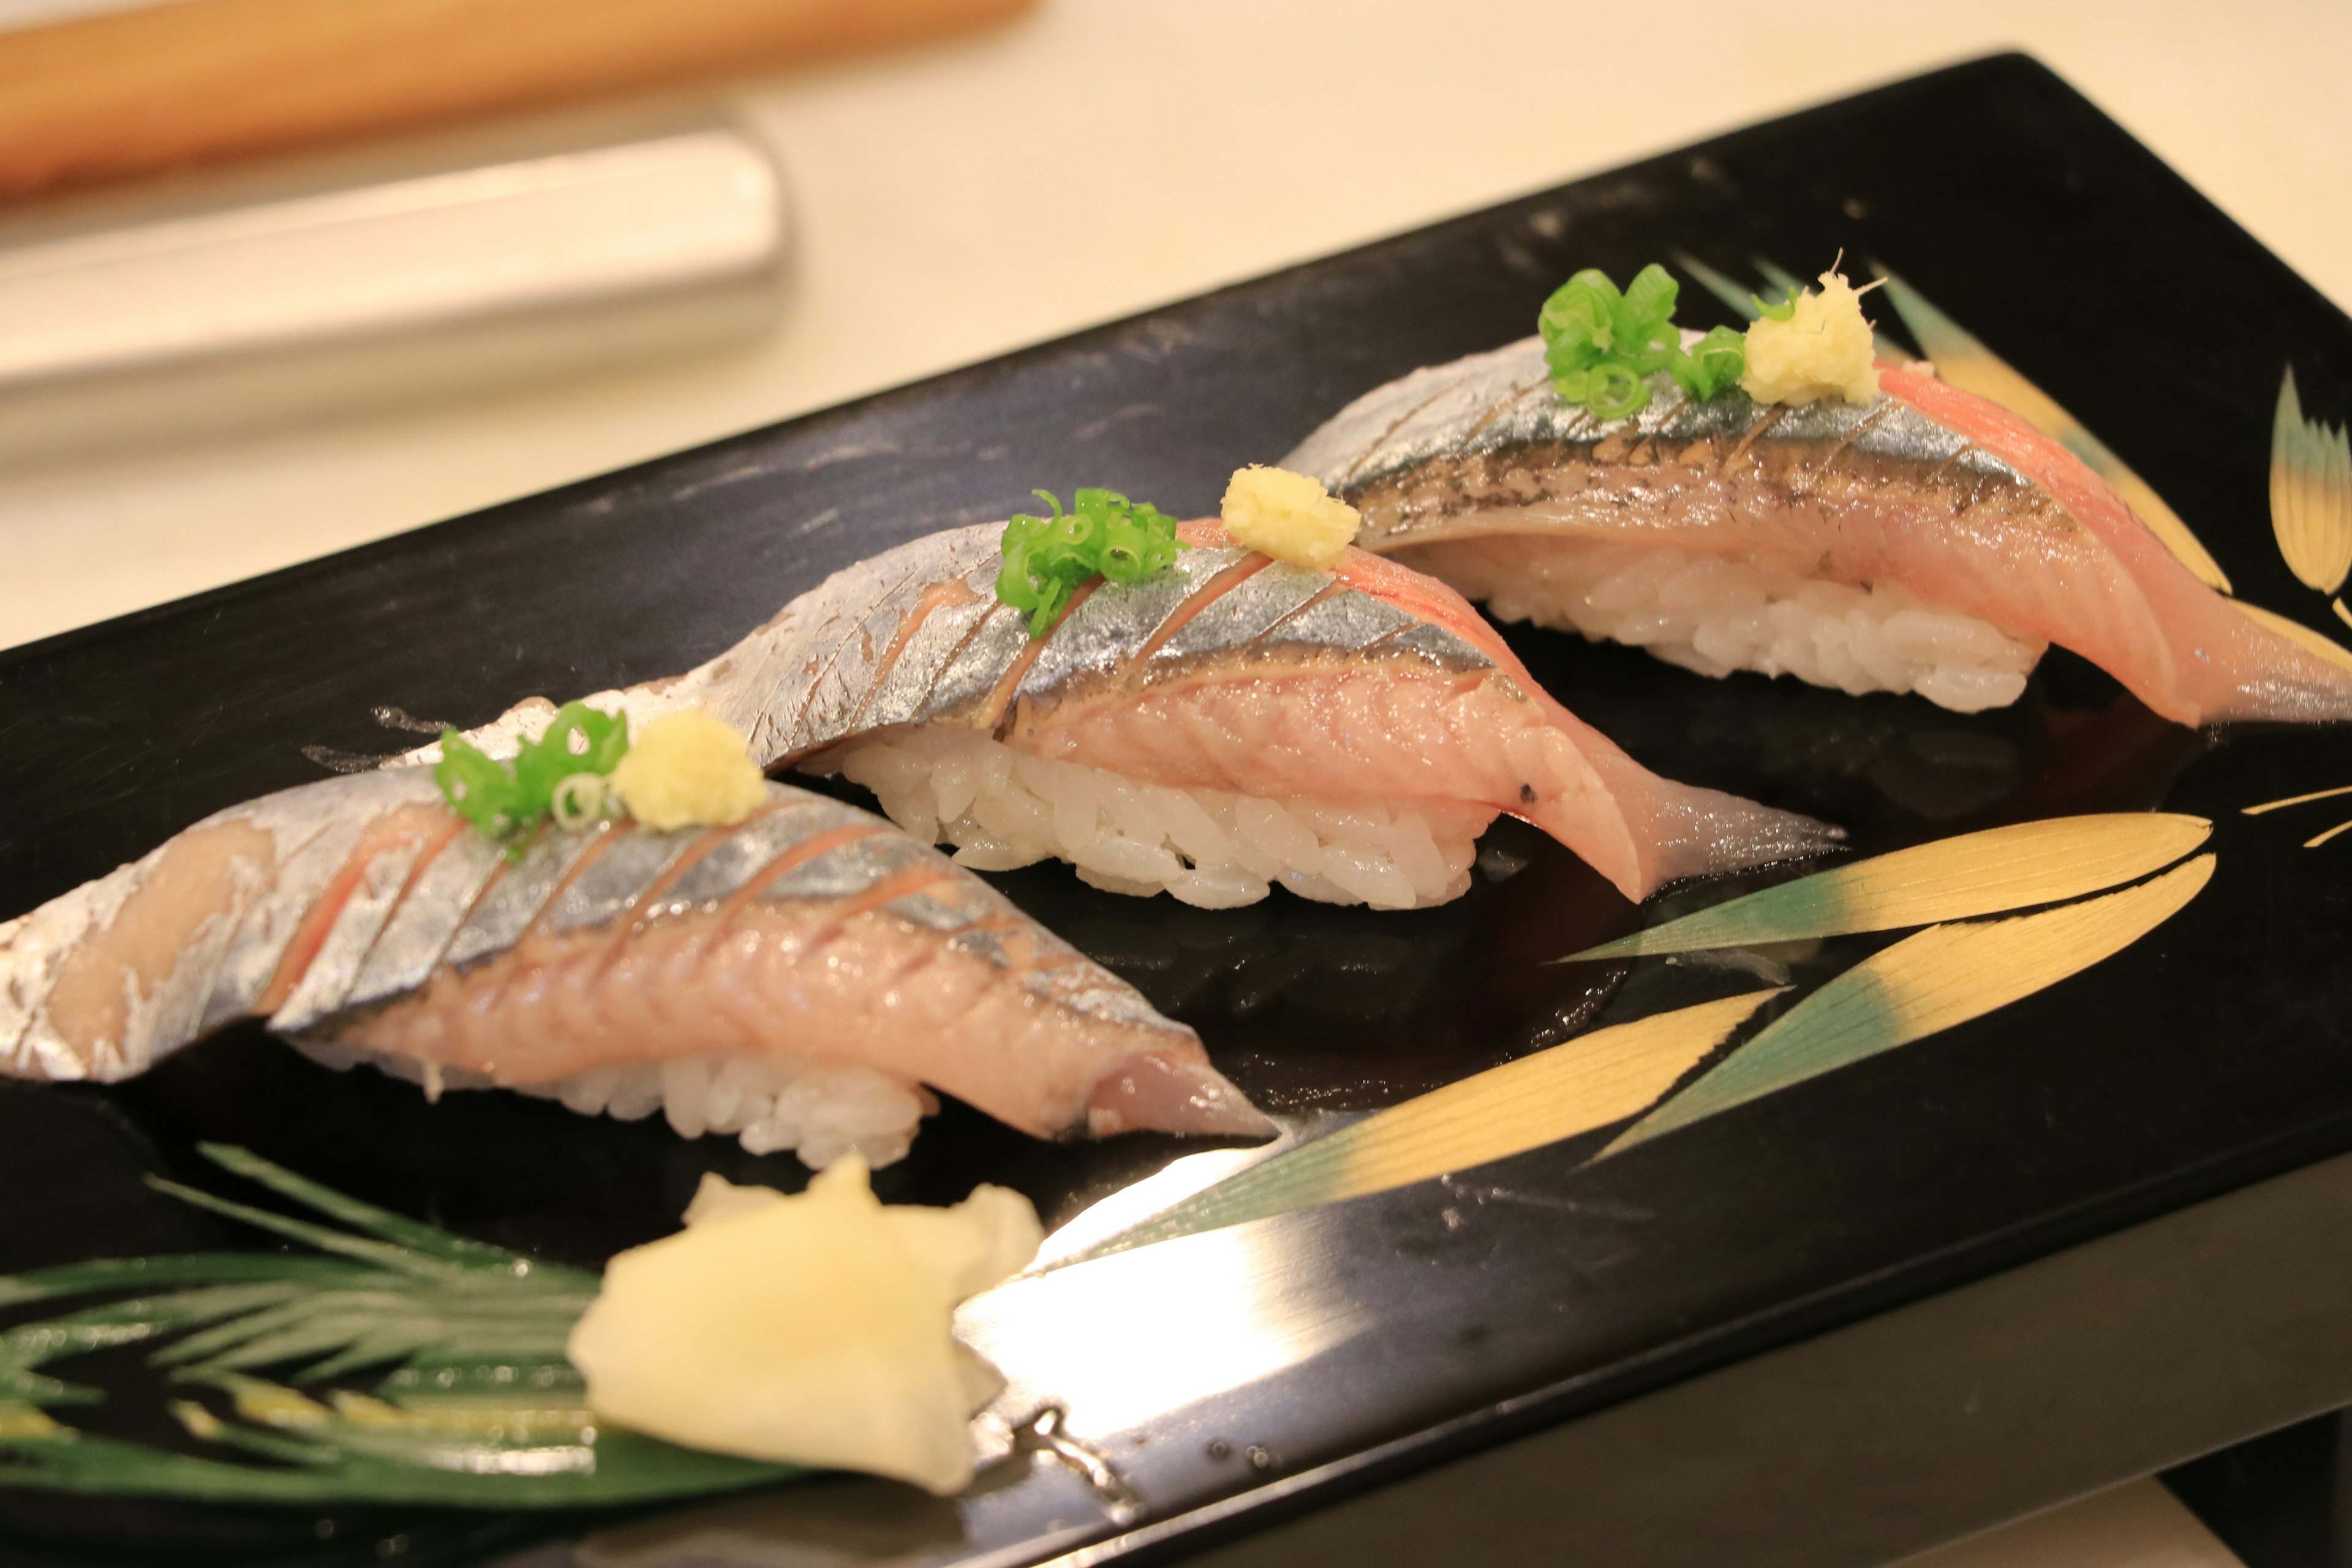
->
[812,729,1480,910]
[1417,538,2048,714]
[297,1041,936,1167]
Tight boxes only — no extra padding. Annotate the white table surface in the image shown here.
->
[2,0,2348,651]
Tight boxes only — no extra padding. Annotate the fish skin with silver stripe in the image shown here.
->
[267,834,429,1035]
[1,774,1197,1082]
[1278,334,2017,514]
[193,778,404,1037]
[756,831,922,906]
[415,523,1501,771]
[648,797,862,916]
[1147,559,1329,673]
[343,827,505,1013]
[1268,330,2352,731]
[541,828,696,936]
[435,825,605,976]
[1011,547,1245,705]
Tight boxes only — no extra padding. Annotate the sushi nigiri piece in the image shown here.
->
[0,771,1264,1167]
[1280,335,2352,726]
[429,521,1835,909]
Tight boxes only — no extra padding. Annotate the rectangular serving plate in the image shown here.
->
[7,52,2352,1568]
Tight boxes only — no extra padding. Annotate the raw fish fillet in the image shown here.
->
[429,521,1836,902]
[0,772,1261,1151]
[1281,336,2352,727]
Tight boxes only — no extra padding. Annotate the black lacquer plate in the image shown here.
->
[5,53,2352,1568]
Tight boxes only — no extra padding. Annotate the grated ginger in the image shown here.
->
[567,1161,1041,1494]
[1220,465,1362,569]
[609,710,767,832]
[1740,270,1880,407]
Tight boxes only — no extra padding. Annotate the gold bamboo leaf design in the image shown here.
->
[2271,366,2352,597]
[1602,855,2215,1158]
[2306,820,2352,851]
[1564,814,2209,963]
[1056,990,1781,1266]
[2231,600,2352,673]
[1872,266,2233,595]
[2241,782,2352,849]
[2246,782,2352,816]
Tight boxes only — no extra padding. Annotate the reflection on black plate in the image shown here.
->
[6,52,2352,1568]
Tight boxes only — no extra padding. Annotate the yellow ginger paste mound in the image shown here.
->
[1740,270,1880,407]
[1221,464,1362,569]
[568,1160,1042,1494]
[609,710,767,831]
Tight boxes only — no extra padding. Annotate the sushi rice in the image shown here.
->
[1411,536,2048,715]
[815,729,1480,911]
[301,1041,938,1168]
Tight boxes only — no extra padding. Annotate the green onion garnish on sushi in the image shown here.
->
[434,698,629,851]
[432,703,776,851]
[1537,262,1748,419]
[995,487,1186,636]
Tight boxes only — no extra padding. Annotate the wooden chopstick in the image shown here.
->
[0,0,1036,204]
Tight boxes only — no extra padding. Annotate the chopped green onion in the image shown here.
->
[435,701,630,853]
[1751,287,1800,322]
[995,488,1186,638]
[1673,325,1750,402]
[1583,361,1648,421]
[1620,262,1679,333]
[549,772,616,831]
[1538,263,1749,420]
[514,702,628,804]
[433,734,526,842]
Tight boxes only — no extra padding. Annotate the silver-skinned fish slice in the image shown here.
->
[422,520,1837,907]
[0,772,1262,1166]
[1280,336,2352,725]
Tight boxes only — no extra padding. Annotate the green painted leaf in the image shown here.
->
[196,1144,564,1276]
[0,1147,793,1508]
[1671,252,1764,321]
[0,1421,788,1508]
[1563,814,2210,962]
[1601,855,2214,1158]
[142,1178,475,1283]
[0,1254,375,1311]
[1052,990,1779,1266]
[2272,364,2352,597]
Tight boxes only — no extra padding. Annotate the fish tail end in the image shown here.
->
[1083,1052,1273,1140]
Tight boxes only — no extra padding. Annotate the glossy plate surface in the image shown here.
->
[5,53,2351,1567]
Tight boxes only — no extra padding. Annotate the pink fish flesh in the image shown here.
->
[0,771,1263,1153]
[1280,336,2352,728]
[429,521,1838,902]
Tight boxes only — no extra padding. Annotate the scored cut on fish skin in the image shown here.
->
[1280,335,2006,503]
[402,519,1838,902]
[0,774,1259,1150]
[1280,334,2352,728]
[399,527,1494,771]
